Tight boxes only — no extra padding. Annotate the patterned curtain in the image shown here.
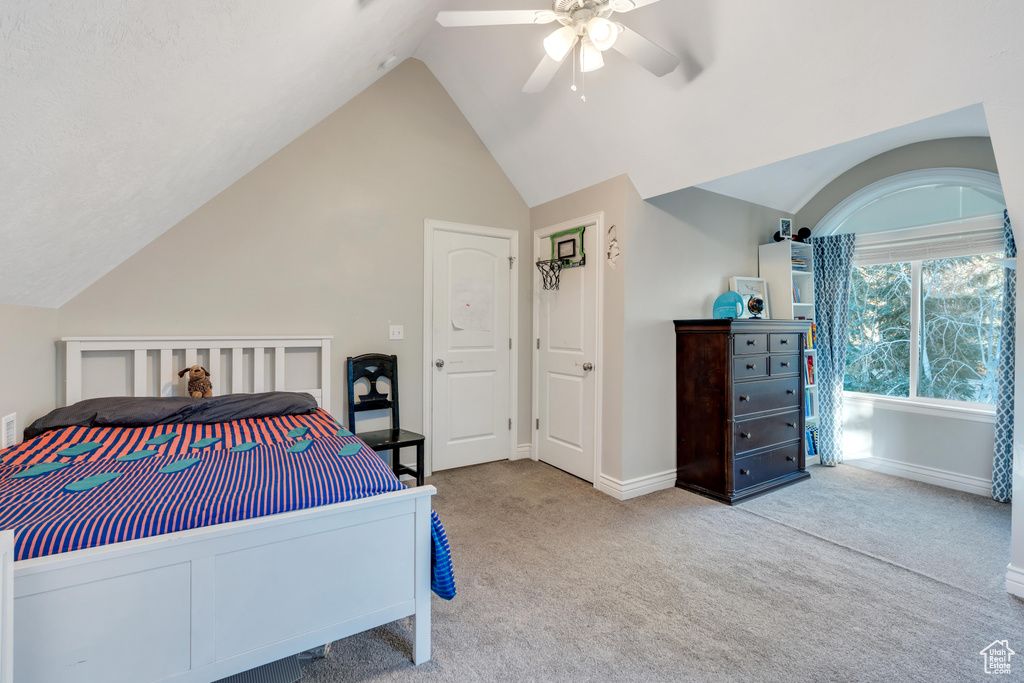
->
[812,234,857,466]
[993,210,1016,503]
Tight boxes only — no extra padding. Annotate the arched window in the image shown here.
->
[814,168,1007,410]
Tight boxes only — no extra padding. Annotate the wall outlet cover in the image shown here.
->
[2,413,16,449]
[389,325,404,341]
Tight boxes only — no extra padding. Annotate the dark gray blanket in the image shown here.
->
[24,392,319,440]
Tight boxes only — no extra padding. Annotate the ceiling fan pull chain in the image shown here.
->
[580,44,586,102]
[571,40,578,93]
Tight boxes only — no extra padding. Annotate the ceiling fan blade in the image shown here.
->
[611,26,679,77]
[436,10,556,27]
[610,0,662,12]
[523,51,570,93]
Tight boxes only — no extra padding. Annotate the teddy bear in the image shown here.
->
[177,365,213,399]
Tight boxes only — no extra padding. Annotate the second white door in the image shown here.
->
[431,228,513,471]
[534,220,599,482]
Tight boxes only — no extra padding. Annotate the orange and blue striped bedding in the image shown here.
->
[0,408,455,599]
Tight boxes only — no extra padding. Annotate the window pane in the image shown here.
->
[845,263,912,397]
[918,254,1003,404]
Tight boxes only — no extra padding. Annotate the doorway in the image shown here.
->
[423,220,519,474]
[532,213,603,483]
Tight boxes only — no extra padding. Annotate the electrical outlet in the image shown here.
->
[389,325,404,341]
[1,413,16,449]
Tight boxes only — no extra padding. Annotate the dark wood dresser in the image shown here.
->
[674,319,810,504]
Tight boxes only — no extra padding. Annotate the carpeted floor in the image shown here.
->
[301,461,1022,682]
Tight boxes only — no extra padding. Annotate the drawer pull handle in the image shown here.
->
[747,339,756,345]
[787,422,796,428]
[786,389,796,395]
[780,362,790,367]
[746,364,755,370]
[740,469,750,475]
[780,339,789,345]
[740,432,752,439]
[739,395,750,402]
[786,455,796,462]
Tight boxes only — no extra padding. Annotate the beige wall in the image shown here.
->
[795,137,999,231]
[623,188,789,481]
[0,303,60,436]
[530,175,630,481]
[58,59,533,447]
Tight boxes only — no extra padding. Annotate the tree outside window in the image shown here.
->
[845,254,1003,405]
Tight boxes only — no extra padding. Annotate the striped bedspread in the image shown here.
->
[0,408,456,599]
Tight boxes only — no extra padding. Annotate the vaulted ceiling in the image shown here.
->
[3,0,1023,307]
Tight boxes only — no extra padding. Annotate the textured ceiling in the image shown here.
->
[693,104,992,213]
[4,0,1024,307]
[0,0,443,307]
[417,0,1024,207]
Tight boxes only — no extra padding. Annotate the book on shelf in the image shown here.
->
[804,387,815,417]
[805,355,815,385]
[806,424,819,455]
[805,322,816,349]
[793,281,800,303]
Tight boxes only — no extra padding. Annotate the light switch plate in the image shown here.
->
[389,325,404,341]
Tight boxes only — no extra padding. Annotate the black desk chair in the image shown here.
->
[346,353,425,486]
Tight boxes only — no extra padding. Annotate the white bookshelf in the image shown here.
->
[758,239,818,459]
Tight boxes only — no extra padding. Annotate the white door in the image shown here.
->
[431,229,513,471]
[534,221,599,482]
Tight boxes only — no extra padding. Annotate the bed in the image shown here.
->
[0,336,453,683]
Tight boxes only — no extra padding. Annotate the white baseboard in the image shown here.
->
[845,456,993,497]
[513,443,533,461]
[1006,564,1024,599]
[596,469,676,501]
[806,454,820,466]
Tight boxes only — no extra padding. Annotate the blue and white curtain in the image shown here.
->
[993,210,1016,503]
[812,234,857,466]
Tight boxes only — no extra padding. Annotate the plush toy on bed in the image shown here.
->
[178,365,213,399]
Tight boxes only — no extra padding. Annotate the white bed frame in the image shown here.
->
[0,336,435,682]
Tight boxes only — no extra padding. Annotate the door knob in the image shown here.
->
[435,359,445,368]
[582,362,594,372]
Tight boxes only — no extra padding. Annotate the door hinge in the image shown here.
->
[509,256,515,269]
[536,338,540,350]
[509,337,512,350]
[509,418,512,430]
[536,418,539,430]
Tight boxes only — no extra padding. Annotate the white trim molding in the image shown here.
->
[813,168,1005,237]
[596,469,676,501]
[1006,564,1024,599]
[845,456,993,497]
[843,392,995,424]
[513,443,533,461]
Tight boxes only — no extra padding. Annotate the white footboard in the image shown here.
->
[11,486,435,683]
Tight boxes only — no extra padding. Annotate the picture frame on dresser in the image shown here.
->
[728,276,770,320]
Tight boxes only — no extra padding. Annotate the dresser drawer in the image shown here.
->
[733,443,801,491]
[734,410,801,455]
[770,355,800,376]
[769,333,800,353]
[733,355,767,380]
[734,377,801,416]
[734,334,767,355]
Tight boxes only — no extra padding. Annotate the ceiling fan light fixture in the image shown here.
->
[586,17,618,51]
[580,37,604,72]
[543,25,578,61]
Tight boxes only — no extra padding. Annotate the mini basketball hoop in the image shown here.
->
[536,258,566,290]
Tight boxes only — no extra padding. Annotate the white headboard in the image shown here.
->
[62,336,332,411]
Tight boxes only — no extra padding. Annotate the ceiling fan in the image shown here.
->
[436,0,679,94]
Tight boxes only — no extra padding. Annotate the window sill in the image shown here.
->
[843,392,995,424]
